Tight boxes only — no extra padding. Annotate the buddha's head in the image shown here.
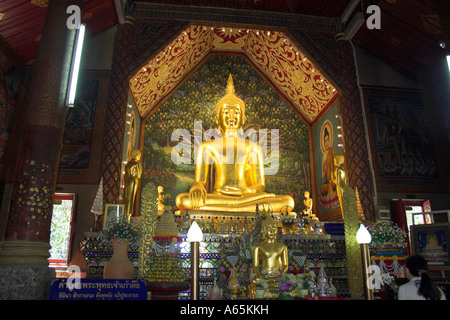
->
[215,74,246,132]
[130,149,141,161]
[261,216,277,240]
[323,127,331,150]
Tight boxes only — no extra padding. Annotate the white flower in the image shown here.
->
[261,279,269,289]
[287,273,297,283]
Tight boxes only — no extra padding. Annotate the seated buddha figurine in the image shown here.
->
[175,74,294,214]
[302,191,313,216]
[252,216,288,284]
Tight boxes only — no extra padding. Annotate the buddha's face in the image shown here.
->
[217,104,244,131]
[263,223,277,240]
[324,134,330,150]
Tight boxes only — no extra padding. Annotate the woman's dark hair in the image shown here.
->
[405,255,442,300]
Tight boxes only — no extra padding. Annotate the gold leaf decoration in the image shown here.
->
[30,0,49,8]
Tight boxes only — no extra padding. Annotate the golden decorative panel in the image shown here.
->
[30,0,49,7]
[129,25,337,123]
[130,26,212,118]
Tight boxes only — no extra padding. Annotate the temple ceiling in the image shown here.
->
[129,25,338,124]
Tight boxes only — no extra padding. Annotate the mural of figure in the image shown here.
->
[318,120,339,212]
[123,149,142,221]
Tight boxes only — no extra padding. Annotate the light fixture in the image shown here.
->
[187,221,203,300]
[446,55,450,75]
[356,223,374,300]
[343,12,364,41]
[356,224,371,244]
[187,221,203,242]
[66,24,86,107]
[340,0,362,24]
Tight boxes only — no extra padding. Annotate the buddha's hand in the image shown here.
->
[216,185,251,196]
[189,182,206,209]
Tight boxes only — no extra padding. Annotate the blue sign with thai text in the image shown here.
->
[49,278,147,300]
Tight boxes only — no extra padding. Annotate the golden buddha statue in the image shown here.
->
[302,191,313,217]
[157,185,165,214]
[123,149,142,221]
[175,74,294,214]
[252,216,289,284]
[333,155,347,219]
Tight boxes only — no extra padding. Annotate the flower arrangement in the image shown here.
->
[237,230,254,263]
[254,271,317,299]
[99,216,140,244]
[295,270,316,290]
[277,273,297,293]
[367,220,407,250]
[381,272,399,294]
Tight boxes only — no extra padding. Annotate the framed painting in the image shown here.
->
[410,223,450,267]
[362,87,446,193]
[103,203,125,228]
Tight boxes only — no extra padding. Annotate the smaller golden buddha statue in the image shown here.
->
[302,191,313,217]
[123,149,142,221]
[333,155,347,219]
[252,216,288,285]
[157,186,165,214]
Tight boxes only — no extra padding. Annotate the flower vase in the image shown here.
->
[103,238,135,279]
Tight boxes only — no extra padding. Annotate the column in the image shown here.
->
[335,39,375,221]
[0,0,83,299]
[99,10,137,209]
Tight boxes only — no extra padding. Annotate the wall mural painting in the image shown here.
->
[368,95,437,180]
[313,100,342,219]
[59,79,99,169]
[142,54,311,213]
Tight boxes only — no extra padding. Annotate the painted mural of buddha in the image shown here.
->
[175,74,294,213]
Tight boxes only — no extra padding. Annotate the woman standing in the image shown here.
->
[398,255,446,300]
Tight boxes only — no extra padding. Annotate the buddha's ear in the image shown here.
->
[215,114,219,125]
[242,114,247,125]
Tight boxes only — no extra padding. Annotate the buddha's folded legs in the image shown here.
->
[175,192,294,213]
